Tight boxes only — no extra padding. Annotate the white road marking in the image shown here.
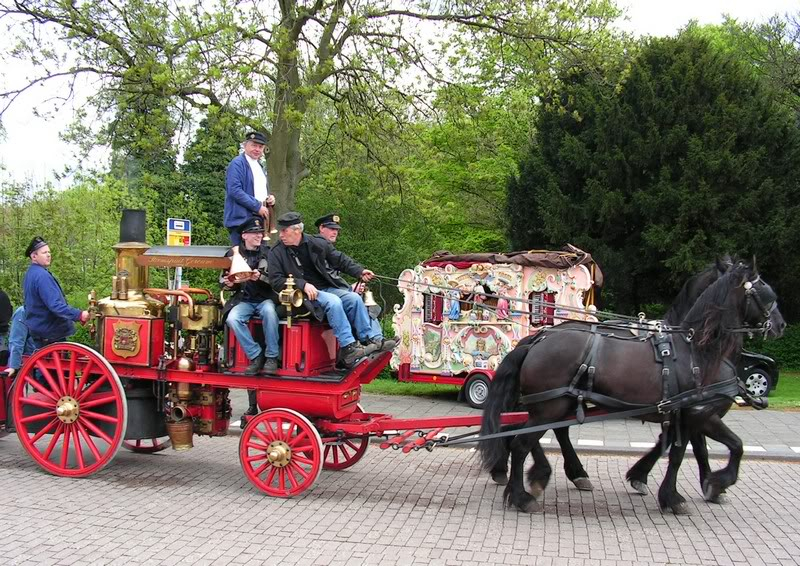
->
[743,445,766,452]
[792,447,800,454]
[630,441,656,449]
[577,439,603,447]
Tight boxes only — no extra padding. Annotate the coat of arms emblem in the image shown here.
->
[112,320,141,358]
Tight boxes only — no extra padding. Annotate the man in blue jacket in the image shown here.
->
[2,306,36,433]
[224,131,276,245]
[22,237,88,348]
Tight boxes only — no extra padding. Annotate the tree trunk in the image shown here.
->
[268,0,310,216]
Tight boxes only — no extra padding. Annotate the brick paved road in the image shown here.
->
[1,430,798,566]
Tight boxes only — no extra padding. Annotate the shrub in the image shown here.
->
[746,323,800,369]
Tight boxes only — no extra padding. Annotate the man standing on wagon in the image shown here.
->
[269,212,394,369]
[224,131,276,245]
[22,237,89,348]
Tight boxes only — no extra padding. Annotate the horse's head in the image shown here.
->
[740,266,785,340]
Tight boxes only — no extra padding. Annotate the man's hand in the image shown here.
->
[353,281,366,294]
[258,205,269,218]
[361,269,375,282]
[79,310,90,324]
[2,368,16,378]
[249,271,260,281]
[304,283,319,301]
[224,274,237,288]
[265,195,276,206]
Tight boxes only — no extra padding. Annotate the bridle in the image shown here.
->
[736,276,776,338]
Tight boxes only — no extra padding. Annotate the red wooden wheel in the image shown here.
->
[13,342,127,477]
[322,405,369,471]
[239,408,323,497]
[123,437,172,453]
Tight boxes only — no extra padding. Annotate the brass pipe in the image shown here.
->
[143,288,199,320]
[180,288,213,300]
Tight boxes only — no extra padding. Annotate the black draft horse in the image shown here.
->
[480,262,785,513]
[488,258,733,495]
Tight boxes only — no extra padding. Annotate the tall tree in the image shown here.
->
[508,34,800,318]
[0,0,619,212]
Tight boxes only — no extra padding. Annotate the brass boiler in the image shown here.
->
[176,288,220,331]
[142,288,220,331]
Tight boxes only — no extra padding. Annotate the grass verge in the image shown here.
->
[363,378,461,400]
[767,370,800,410]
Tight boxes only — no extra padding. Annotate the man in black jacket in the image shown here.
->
[222,216,280,375]
[269,212,392,369]
[313,213,392,349]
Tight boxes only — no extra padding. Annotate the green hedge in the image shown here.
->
[746,323,800,370]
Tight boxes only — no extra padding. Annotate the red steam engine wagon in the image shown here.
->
[391,249,602,407]
[0,210,539,497]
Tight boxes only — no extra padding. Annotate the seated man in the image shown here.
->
[313,213,391,349]
[222,216,280,375]
[269,212,393,369]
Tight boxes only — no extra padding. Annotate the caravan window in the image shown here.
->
[424,293,444,324]
[529,292,555,326]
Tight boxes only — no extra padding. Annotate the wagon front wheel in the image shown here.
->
[13,343,127,477]
[239,408,323,497]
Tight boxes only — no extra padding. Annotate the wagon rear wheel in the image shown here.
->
[123,437,172,453]
[323,404,369,470]
[13,343,127,477]
[239,408,323,497]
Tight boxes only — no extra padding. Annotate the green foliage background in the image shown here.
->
[2,10,800,368]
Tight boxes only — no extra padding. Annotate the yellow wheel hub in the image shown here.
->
[56,396,80,424]
[267,441,291,467]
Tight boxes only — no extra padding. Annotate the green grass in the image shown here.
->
[362,378,461,400]
[767,371,800,410]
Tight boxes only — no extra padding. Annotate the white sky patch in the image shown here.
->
[0,0,797,186]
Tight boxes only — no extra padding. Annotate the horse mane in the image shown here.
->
[682,262,749,384]
[663,255,732,327]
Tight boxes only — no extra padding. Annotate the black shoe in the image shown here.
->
[367,337,396,353]
[245,354,266,376]
[243,406,259,417]
[338,343,367,369]
[263,357,279,372]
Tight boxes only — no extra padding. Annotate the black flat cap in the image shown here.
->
[25,236,48,258]
[244,131,268,145]
[239,216,265,234]
[315,213,341,229]
[277,212,303,228]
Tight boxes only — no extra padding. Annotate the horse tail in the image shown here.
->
[479,341,531,471]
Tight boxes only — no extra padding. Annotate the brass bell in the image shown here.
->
[363,289,378,308]
[229,246,254,283]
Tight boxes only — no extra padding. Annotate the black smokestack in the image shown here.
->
[120,209,147,243]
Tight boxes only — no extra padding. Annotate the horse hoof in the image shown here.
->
[518,497,542,514]
[703,480,722,503]
[630,480,649,495]
[491,471,509,485]
[529,481,545,498]
[670,502,691,515]
[572,477,594,491]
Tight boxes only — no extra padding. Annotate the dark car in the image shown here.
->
[738,350,779,397]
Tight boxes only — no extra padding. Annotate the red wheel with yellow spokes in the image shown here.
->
[13,343,127,477]
[123,437,171,453]
[322,404,369,471]
[239,408,323,497]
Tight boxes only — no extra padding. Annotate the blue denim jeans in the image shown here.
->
[226,300,280,360]
[321,287,381,343]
